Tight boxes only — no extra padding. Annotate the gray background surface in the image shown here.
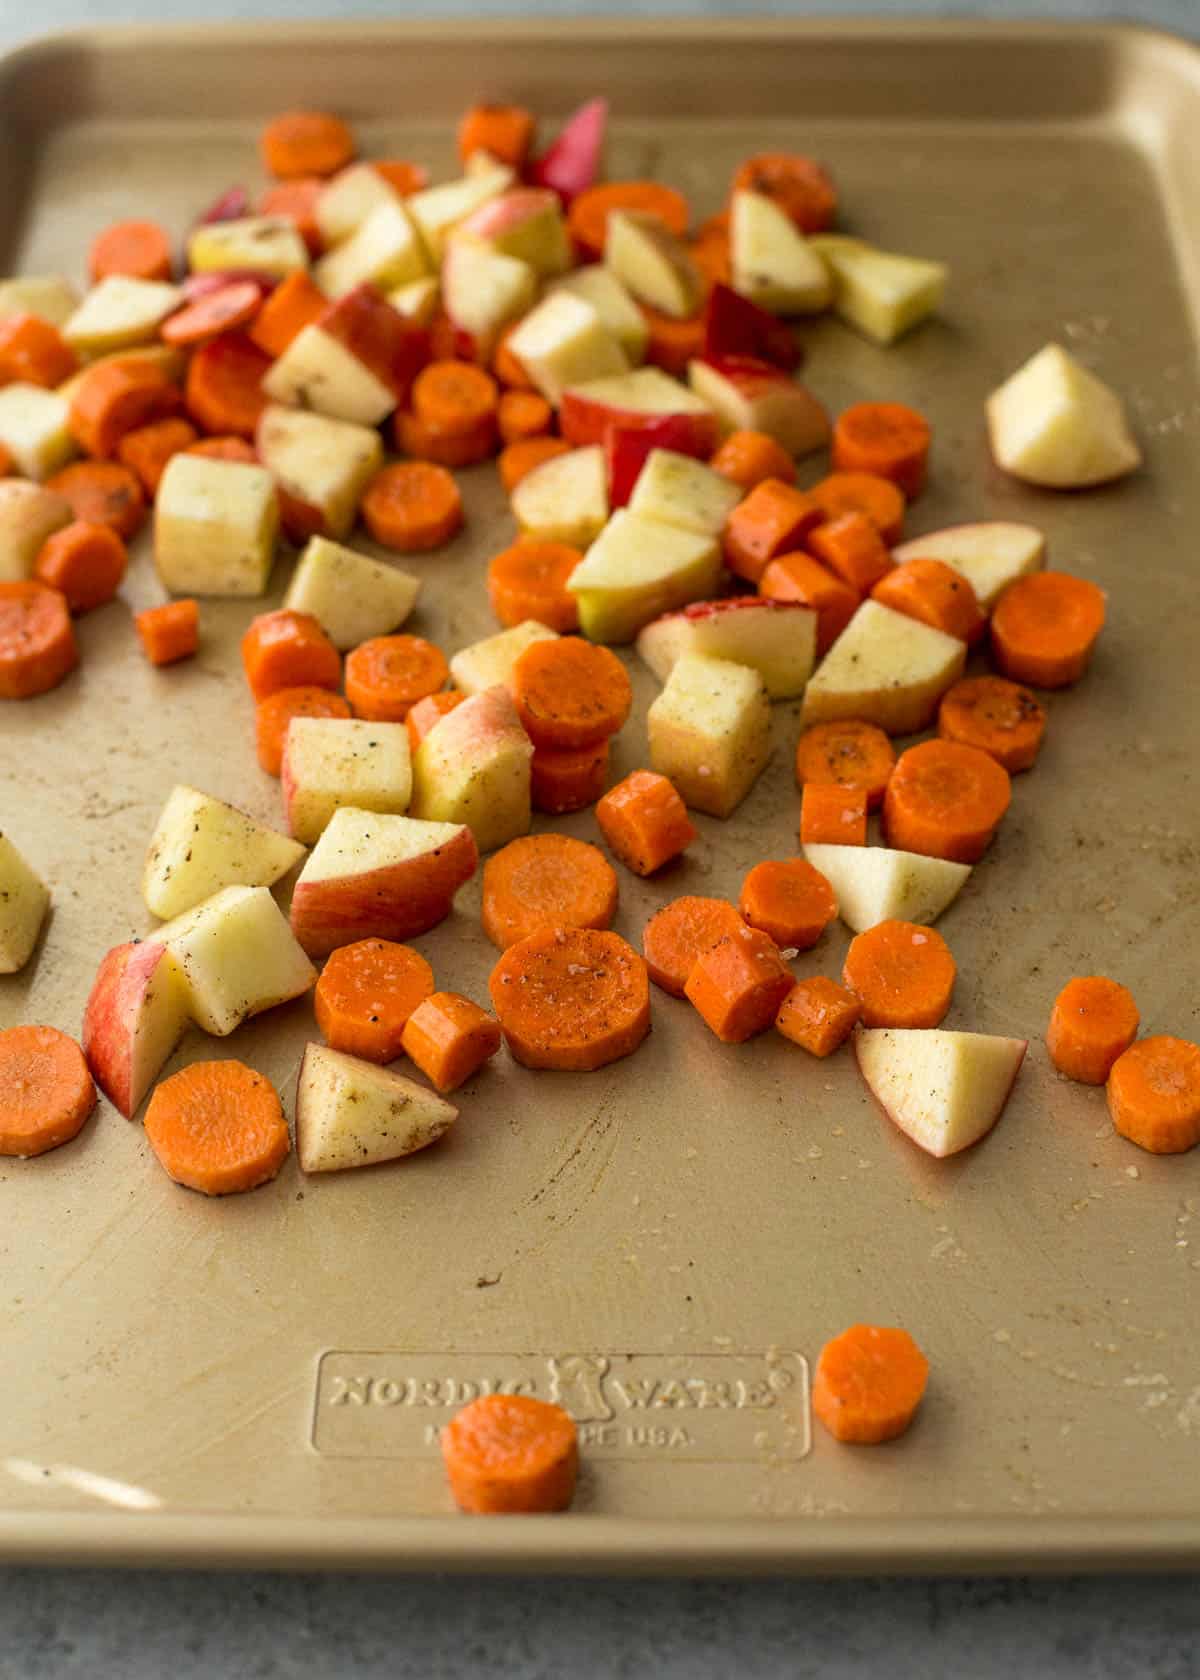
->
[0,2,1197,1676]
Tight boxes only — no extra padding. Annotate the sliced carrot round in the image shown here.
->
[640,305,706,379]
[68,362,182,462]
[487,540,581,632]
[46,460,147,539]
[393,409,497,470]
[709,429,797,493]
[530,742,610,815]
[641,896,745,998]
[345,634,449,721]
[412,360,499,435]
[482,833,618,951]
[498,436,571,493]
[256,685,351,776]
[116,416,198,495]
[144,1059,290,1195]
[456,104,537,170]
[185,332,272,438]
[373,159,430,197]
[0,581,78,700]
[361,462,463,553]
[990,570,1106,689]
[315,938,435,1064]
[1107,1036,1200,1156]
[1047,976,1139,1086]
[832,402,932,499]
[261,109,355,179]
[794,720,896,810]
[842,920,956,1029]
[89,219,173,283]
[441,1394,578,1514]
[568,181,690,261]
[872,558,984,644]
[937,676,1046,774]
[883,738,1011,864]
[33,521,127,614]
[809,472,906,545]
[489,925,650,1072]
[497,389,554,445]
[731,153,836,233]
[812,1324,929,1443]
[185,434,258,465]
[162,281,264,347]
[0,1026,96,1157]
[511,635,632,750]
[739,859,837,951]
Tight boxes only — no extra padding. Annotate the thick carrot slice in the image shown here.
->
[144,1059,290,1195]
[1047,976,1140,1086]
[428,310,475,365]
[0,1026,96,1157]
[731,153,836,233]
[776,977,861,1058]
[685,924,795,1043]
[642,896,745,998]
[795,720,895,810]
[46,460,146,539]
[162,281,263,347]
[806,511,893,594]
[724,477,823,584]
[401,991,502,1093]
[89,219,173,283]
[883,739,1011,864]
[937,675,1046,774]
[185,332,272,438]
[249,270,327,358]
[482,833,618,951]
[688,225,732,289]
[393,409,497,470]
[0,581,78,699]
[800,783,868,846]
[361,462,463,553]
[595,769,696,877]
[497,389,554,445]
[116,417,198,495]
[832,402,932,499]
[990,570,1106,689]
[809,472,905,545]
[739,858,837,950]
[873,558,984,645]
[489,925,650,1071]
[709,429,796,493]
[487,540,581,632]
[0,313,77,387]
[0,442,12,477]
[185,435,258,465]
[256,684,351,775]
[499,436,570,493]
[759,552,858,655]
[33,521,127,614]
[441,1393,578,1514]
[492,320,537,391]
[568,181,690,261]
[345,633,448,721]
[135,598,198,666]
[405,690,465,753]
[373,160,430,197]
[530,741,610,815]
[457,104,537,169]
[68,361,182,461]
[511,635,632,750]
[413,360,500,436]
[261,109,354,179]
[241,608,341,702]
[259,177,324,255]
[812,1324,929,1444]
[1107,1036,1200,1155]
[842,920,956,1029]
[640,306,706,379]
[314,937,435,1064]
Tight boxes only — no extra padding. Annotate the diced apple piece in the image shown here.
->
[801,843,971,934]
[296,1042,457,1173]
[810,235,946,345]
[289,807,478,957]
[800,600,966,735]
[187,216,308,278]
[0,831,50,973]
[313,201,429,299]
[605,210,701,320]
[891,522,1045,614]
[648,653,771,817]
[606,414,715,508]
[0,480,72,582]
[56,344,184,407]
[450,619,558,697]
[63,277,183,355]
[263,286,426,426]
[0,275,78,327]
[0,385,76,481]
[316,163,401,248]
[637,597,816,700]
[256,403,382,542]
[547,265,648,362]
[568,510,720,645]
[506,293,628,406]
[411,685,533,853]
[511,443,609,547]
[730,190,832,315]
[561,365,716,451]
[527,97,607,202]
[459,187,572,277]
[627,449,741,536]
[855,1027,1027,1158]
[146,884,316,1036]
[405,165,516,262]
[154,453,279,597]
[985,343,1141,489]
[702,281,800,372]
[387,276,440,326]
[81,940,189,1117]
[142,785,305,920]
[441,235,536,361]
[281,717,412,844]
[284,534,420,651]
[688,356,829,457]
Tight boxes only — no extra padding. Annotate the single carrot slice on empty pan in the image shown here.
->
[482,834,618,950]
[812,1324,929,1443]
[775,977,861,1058]
[1106,1036,1200,1155]
[842,920,956,1029]
[143,1059,290,1195]
[261,110,355,179]
[1047,976,1139,1086]
[441,1394,578,1513]
[489,926,650,1071]
[0,1026,96,1157]
[135,599,198,666]
[990,570,1106,688]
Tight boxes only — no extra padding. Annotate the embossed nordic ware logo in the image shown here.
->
[313,1350,810,1461]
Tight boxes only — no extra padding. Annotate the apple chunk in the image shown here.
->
[0,831,50,973]
[0,384,76,481]
[627,449,742,536]
[256,404,383,543]
[648,653,771,817]
[0,274,79,327]
[567,510,721,644]
[142,785,305,919]
[154,453,279,598]
[801,844,970,934]
[187,216,309,278]
[264,285,427,426]
[510,444,609,547]
[82,939,190,1117]
[800,600,966,735]
[730,190,832,315]
[449,619,558,697]
[316,163,402,247]
[560,366,716,451]
[605,210,701,320]
[506,292,628,406]
[410,685,533,853]
[289,807,479,957]
[547,266,648,362]
[458,187,572,277]
[985,343,1141,488]
[855,1027,1027,1158]
[405,164,515,261]
[62,277,183,355]
[811,235,947,345]
[283,534,420,650]
[637,597,816,700]
[296,1043,457,1173]
[313,201,429,299]
[891,522,1045,614]
[441,235,536,361]
[688,356,830,457]
[281,717,412,844]
[0,481,71,582]
[145,884,316,1036]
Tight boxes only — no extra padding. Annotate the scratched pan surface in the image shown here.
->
[0,19,1198,1573]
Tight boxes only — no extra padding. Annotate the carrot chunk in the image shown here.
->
[1047,976,1140,1086]
[33,521,127,614]
[739,858,837,950]
[482,833,618,951]
[441,1394,578,1514]
[256,685,351,775]
[511,635,632,750]
[261,109,354,179]
[46,460,147,539]
[641,896,745,997]
[345,634,448,722]
[805,511,893,594]
[842,920,956,1029]
[883,739,1011,864]
[144,1060,290,1195]
[362,462,463,552]
[800,783,868,846]
[530,741,610,815]
[259,177,325,256]
[497,390,554,446]
[758,551,858,655]
[0,313,77,387]
[937,675,1046,773]
[89,219,173,282]
[990,570,1106,688]
[684,923,795,1043]
[372,160,430,198]
[812,1324,929,1443]
[0,1026,96,1157]
[723,477,823,584]
[116,417,198,495]
[0,581,78,699]
[776,977,861,1058]
[794,719,895,810]
[568,181,690,261]
[595,769,696,877]
[709,429,797,493]
[498,436,571,493]
[401,991,502,1093]
[1107,1036,1200,1155]
[731,153,836,234]
[185,332,271,438]
[489,926,650,1071]
[135,598,198,666]
[68,361,182,460]
[185,435,258,465]
[640,306,706,379]
[832,402,932,499]
[872,558,985,644]
[809,472,905,544]
[412,360,500,438]
[315,937,435,1064]
[241,608,341,702]
[487,540,581,632]
[249,270,327,358]
[394,408,497,470]
[457,104,537,169]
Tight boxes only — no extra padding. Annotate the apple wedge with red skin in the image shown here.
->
[527,98,608,204]
[688,355,830,458]
[703,283,801,373]
[82,940,190,1118]
[854,1027,1028,1159]
[636,596,817,700]
[319,283,431,410]
[561,367,718,453]
[606,414,717,507]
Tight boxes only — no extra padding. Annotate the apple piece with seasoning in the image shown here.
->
[187,215,308,278]
[560,365,716,452]
[458,187,572,277]
[410,684,533,853]
[281,717,413,844]
[82,939,190,1117]
[637,597,816,700]
[985,343,1141,489]
[450,619,558,697]
[142,785,305,919]
[313,200,430,299]
[263,284,429,426]
[441,235,537,362]
[510,444,609,547]
[604,209,702,319]
[855,1026,1027,1158]
[626,449,742,536]
[283,535,420,651]
[801,843,971,934]
[810,235,946,345]
[256,404,383,543]
[316,162,405,246]
[154,452,279,597]
[567,509,721,644]
[547,266,648,363]
[62,277,184,356]
[506,292,628,406]
[0,480,71,582]
[730,190,832,315]
[800,600,966,735]
[405,163,515,262]
[296,1043,458,1173]
[688,355,830,457]
[647,652,771,817]
[0,831,50,973]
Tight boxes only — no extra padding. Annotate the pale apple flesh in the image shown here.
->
[626,448,742,537]
[510,444,609,547]
[257,404,383,544]
[142,784,305,920]
[985,343,1141,489]
[647,652,772,817]
[506,291,628,406]
[855,1027,1027,1159]
[637,597,817,700]
[801,843,971,933]
[281,717,413,845]
[0,832,50,973]
[800,600,966,735]
[283,535,420,652]
[410,685,533,853]
[730,190,832,315]
[296,1042,458,1173]
[567,510,721,644]
[810,236,947,345]
[604,209,702,320]
[82,939,190,1118]
[441,235,537,360]
[688,356,830,457]
[458,188,572,276]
